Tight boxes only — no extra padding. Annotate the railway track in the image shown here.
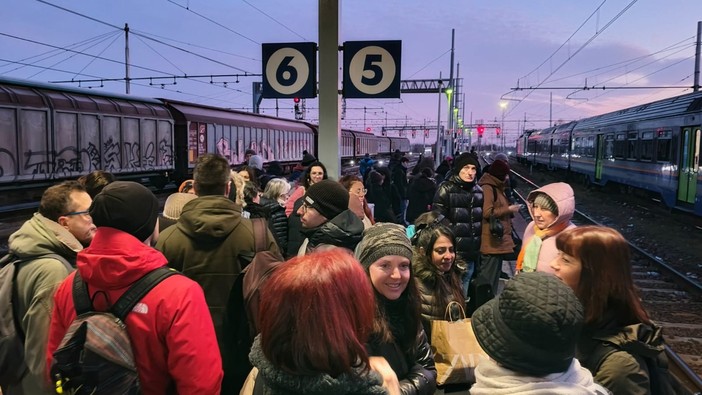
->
[507,163,702,394]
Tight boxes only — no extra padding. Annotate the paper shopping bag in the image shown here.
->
[430,301,489,385]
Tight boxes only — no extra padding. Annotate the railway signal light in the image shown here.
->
[424,129,429,137]
[477,124,485,138]
[496,127,501,137]
[293,97,302,119]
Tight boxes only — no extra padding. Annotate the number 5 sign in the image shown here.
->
[262,42,317,98]
[343,40,401,99]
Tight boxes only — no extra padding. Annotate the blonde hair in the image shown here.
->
[229,170,245,206]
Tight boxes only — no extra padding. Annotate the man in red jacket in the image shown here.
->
[46,181,223,394]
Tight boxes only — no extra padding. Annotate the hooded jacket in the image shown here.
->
[155,196,279,345]
[406,174,437,224]
[432,174,484,262]
[478,173,515,254]
[241,337,386,395]
[579,320,666,395]
[6,214,80,395]
[522,183,576,272]
[298,209,364,255]
[47,228,222,394]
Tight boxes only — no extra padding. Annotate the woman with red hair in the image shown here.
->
[241,248,398,395]
[551,226,671,394]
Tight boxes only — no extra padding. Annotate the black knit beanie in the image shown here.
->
[453,153,480,175]
[355,223,413,269]
[303,179,349,220]
[90,181,159,241]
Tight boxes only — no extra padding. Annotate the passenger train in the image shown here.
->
[515,91,702,216]
[0,77,408,203]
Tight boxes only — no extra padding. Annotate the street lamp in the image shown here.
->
[499,101,508,152]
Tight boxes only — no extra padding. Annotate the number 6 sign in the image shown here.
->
[262,42,317,98]
[343,40,401,99]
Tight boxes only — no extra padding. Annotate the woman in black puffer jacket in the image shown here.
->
[260,178,291,253]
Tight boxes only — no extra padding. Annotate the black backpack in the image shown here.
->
[50,267,177,395]
[221,218,284,394]
[583,341,676,395]
[0,253,72,388]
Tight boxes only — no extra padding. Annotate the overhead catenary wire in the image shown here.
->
[35,0,254,74]
[241,0,308,41]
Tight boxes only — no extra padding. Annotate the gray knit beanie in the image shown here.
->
[355,223,413,269]
[532,193,558,215]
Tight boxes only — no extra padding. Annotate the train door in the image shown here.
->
[677,126,700,203]
[595,134,605,182]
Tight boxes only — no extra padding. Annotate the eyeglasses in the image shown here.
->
[351,188,367,196]
[63,210,90,217]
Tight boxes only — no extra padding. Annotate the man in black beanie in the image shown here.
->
[295,179,364,255]
[432,152,484,312]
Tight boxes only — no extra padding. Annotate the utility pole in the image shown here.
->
[124,23,130,94]
[695,21,701,92]
[447,29,455,156]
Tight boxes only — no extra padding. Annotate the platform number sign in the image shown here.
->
[262,42,316,98]
[343,40,401,99]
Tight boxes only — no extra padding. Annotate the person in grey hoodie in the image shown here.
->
[4,181,94,395]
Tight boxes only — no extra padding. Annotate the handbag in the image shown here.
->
[430,301,489,385]
[503,225,522,261]
[487,185,504,238]
[489,213,504,238]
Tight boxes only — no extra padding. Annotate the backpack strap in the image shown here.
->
[111,267,178,321]
[73,267,177,319]
[72,271,93,316]
[251,218,268,253]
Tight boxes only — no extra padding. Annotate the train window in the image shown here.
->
[640,134,654,161]
[604,135,614,159]
[656,130,672,163]
[627,132,637,160]
[614,134,626,159]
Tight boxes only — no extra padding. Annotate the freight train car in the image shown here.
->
[161,99,316,182]
[0,76,174,202]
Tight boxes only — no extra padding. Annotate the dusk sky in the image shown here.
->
[2,0,700,147]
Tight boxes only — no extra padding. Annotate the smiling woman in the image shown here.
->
[355,223,437,394]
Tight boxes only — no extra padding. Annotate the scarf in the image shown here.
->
[516,221,570,272]
[470,359,610,395]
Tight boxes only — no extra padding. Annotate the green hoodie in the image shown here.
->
[7,213,80,395]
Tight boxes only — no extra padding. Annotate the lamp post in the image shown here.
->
[445,87,454,156]
[499,101,508,152]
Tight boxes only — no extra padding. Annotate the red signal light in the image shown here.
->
[293,97,300,103]
[477,124,485,137]
[366,127,372,132]
[496,127,501,136]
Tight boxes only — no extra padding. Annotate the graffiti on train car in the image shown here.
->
[1,138,173,182]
